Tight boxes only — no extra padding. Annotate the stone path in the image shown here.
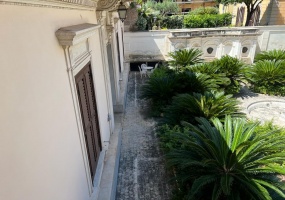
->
[115,72,172,200]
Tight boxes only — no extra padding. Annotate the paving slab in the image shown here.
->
[115,72,172,200]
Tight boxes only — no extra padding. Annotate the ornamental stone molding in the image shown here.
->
[0,0,96,10]
[96,0,121,11]
[55,23,100,46]
[96,0,131,12]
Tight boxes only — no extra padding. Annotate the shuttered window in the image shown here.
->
[75,63,102,183]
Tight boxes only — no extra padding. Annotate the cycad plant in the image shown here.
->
[188,63,231,90]
[164,91,243,125]
[168,48,203,71]
[141,73,177,108]
[254,49,285,62]
[166,116,285,200]
[248,60,285,95]
[212,55,247,94]
[175,71,220,94]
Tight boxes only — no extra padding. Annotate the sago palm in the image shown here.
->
[254,49,285,62]
[164,91,243,125]
[212,55,247,94]
[248,60,285,86]
[166,116,285,200]
[168,48,203,71]
[188,63,231,90]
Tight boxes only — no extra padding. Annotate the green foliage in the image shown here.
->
[161,15,184,29]
[189,6,219,15]
[144,0,179,17]
[141,72,177,106]
[166,116,285,199]
[247,60,285,95]
[141,69,219,115]
[183,13,232,28]
[164,91,243,125]
[255,49,285,62]
[211,55,247,94]
[175,71,221,94]
[252,121,285,138]
[188,63,231,90]
[135,15,147,31]
[157,125,190,152]
[168,48,203,70]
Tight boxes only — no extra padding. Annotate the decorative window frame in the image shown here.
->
[56,23,105,196]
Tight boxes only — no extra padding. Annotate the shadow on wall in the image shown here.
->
[260,0,285,25]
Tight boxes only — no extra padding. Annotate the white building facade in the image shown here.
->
[0,0,128,199]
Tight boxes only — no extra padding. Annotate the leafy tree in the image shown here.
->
[166,116,285,199]
[217,0,263,26]
[144,0,179,17]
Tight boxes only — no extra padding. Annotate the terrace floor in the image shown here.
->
[115,72,172,200]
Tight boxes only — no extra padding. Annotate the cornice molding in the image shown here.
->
[56,23,101,46]
[0,0,96,10]
[96,0,121,11]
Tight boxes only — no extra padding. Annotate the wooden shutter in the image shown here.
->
[75,63,102,183]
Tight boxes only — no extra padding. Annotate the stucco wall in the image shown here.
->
[124,29,261,63]
[256,25,285,52]
[220,0,285,26]
[0,4,110,200]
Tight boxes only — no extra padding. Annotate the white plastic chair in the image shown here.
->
[138,65,147,78]
[141,63,148,70]
[149,63,159,74]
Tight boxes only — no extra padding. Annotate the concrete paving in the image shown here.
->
[237,86,285,127]
[115,72,172,200]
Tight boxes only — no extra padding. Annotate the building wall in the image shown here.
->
[177,1,216,13]
[0,3,112,200]
[220,0,285,26]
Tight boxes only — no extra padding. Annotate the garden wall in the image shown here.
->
[257,25,285,52]
[124,26,285,64]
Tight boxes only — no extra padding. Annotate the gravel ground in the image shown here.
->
[115,72,172,200]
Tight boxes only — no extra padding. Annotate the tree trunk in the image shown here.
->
[245,5,253,26]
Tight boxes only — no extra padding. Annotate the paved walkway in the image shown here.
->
[115,72,172,200]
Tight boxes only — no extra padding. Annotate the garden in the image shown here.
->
[134,0,232,30]
[141,49,285,199]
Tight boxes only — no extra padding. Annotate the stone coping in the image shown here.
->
[169,28,261,38]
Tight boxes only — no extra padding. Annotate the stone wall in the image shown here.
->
[257,25,285,51]
[124,27,267,64]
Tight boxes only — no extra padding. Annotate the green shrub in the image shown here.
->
[141,70,219,115]
[175,71,220,94]
[168,48,203,70]
[136,15,147,30]
[164,91,243,125]
[157,125,190,152]
[255,49,285,62]
[161,15,184,29]
[211,55,247,94]
[189,63,231,90]
[166,116,285,199]
[248,60,285,95]
[183,13,232,28]
[141,72,177,106]
[189,6,219,15]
